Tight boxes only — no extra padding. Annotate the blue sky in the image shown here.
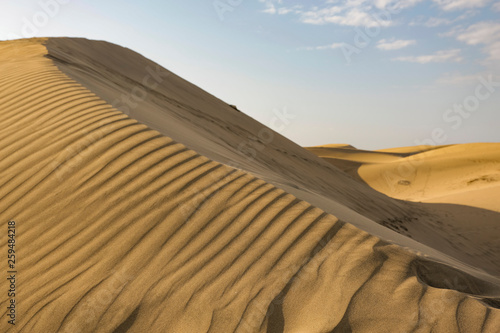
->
[1,0,499,149]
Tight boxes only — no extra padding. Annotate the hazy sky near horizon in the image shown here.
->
[1,0,499,149]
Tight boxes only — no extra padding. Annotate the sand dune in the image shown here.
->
[308,143,500,212]
[43,38,500,276]
[0,38,499,332]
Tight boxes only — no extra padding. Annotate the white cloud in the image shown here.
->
[422,17,454,26]
[374,0,395,8]
[494,1,500,11]
[300,6,393,27]
[432,0,492,11]
[392,49,463,63]
[373,0,425,10]
[300,43,346,51]
[487,41,500,61]
[456,21,500,45]
[277,5,303,15]
[263,6,277,14]
[377,38,416,50]
[261,0,421,27]
[260,0,427,27]
[438,24,464,37]
[436,72,484,85]
[258,0,302,15]
[410,10,474,27]
[454,21,500,61]
[259,0,282,14]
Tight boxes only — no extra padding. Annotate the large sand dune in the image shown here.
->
[0,38,499,332]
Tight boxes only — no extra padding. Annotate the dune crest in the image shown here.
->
[0,38,499,332]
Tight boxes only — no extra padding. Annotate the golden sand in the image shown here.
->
[0,38,499,332]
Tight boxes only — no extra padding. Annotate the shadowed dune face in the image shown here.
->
[0,38,500,332]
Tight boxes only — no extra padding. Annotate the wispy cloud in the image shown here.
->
[377,38,416,50]
[259,1,487,27]
[392,49,463,63]
[373,0,425,10]
[258,0,302,15]
[300,6,393,27]
[260,0,423,27]
[436,72,484,85]
[456,21,500,45]
[259,0,282,14]
[259,0,496,66]
[299,43,346,51]
[263,6,277,14]
[421,17,455,26]
[432,0,493,11]
[454,21,500,61]
[410,11,474,27]
[277,5,303,15]
[260,0,491,21]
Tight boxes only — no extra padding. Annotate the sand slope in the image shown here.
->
[43,38,500,277]
[0,38,499,332]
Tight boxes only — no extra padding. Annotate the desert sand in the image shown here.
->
[307,143,500,212]
[0,38,499,332]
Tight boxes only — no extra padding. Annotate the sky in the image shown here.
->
[1,0,499,149]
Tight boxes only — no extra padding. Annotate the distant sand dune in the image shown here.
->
[308,143,500,212]
[0,38,499,332]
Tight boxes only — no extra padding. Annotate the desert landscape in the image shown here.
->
[0,37,499,333]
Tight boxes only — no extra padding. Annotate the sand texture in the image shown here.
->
[0,38,499,332]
